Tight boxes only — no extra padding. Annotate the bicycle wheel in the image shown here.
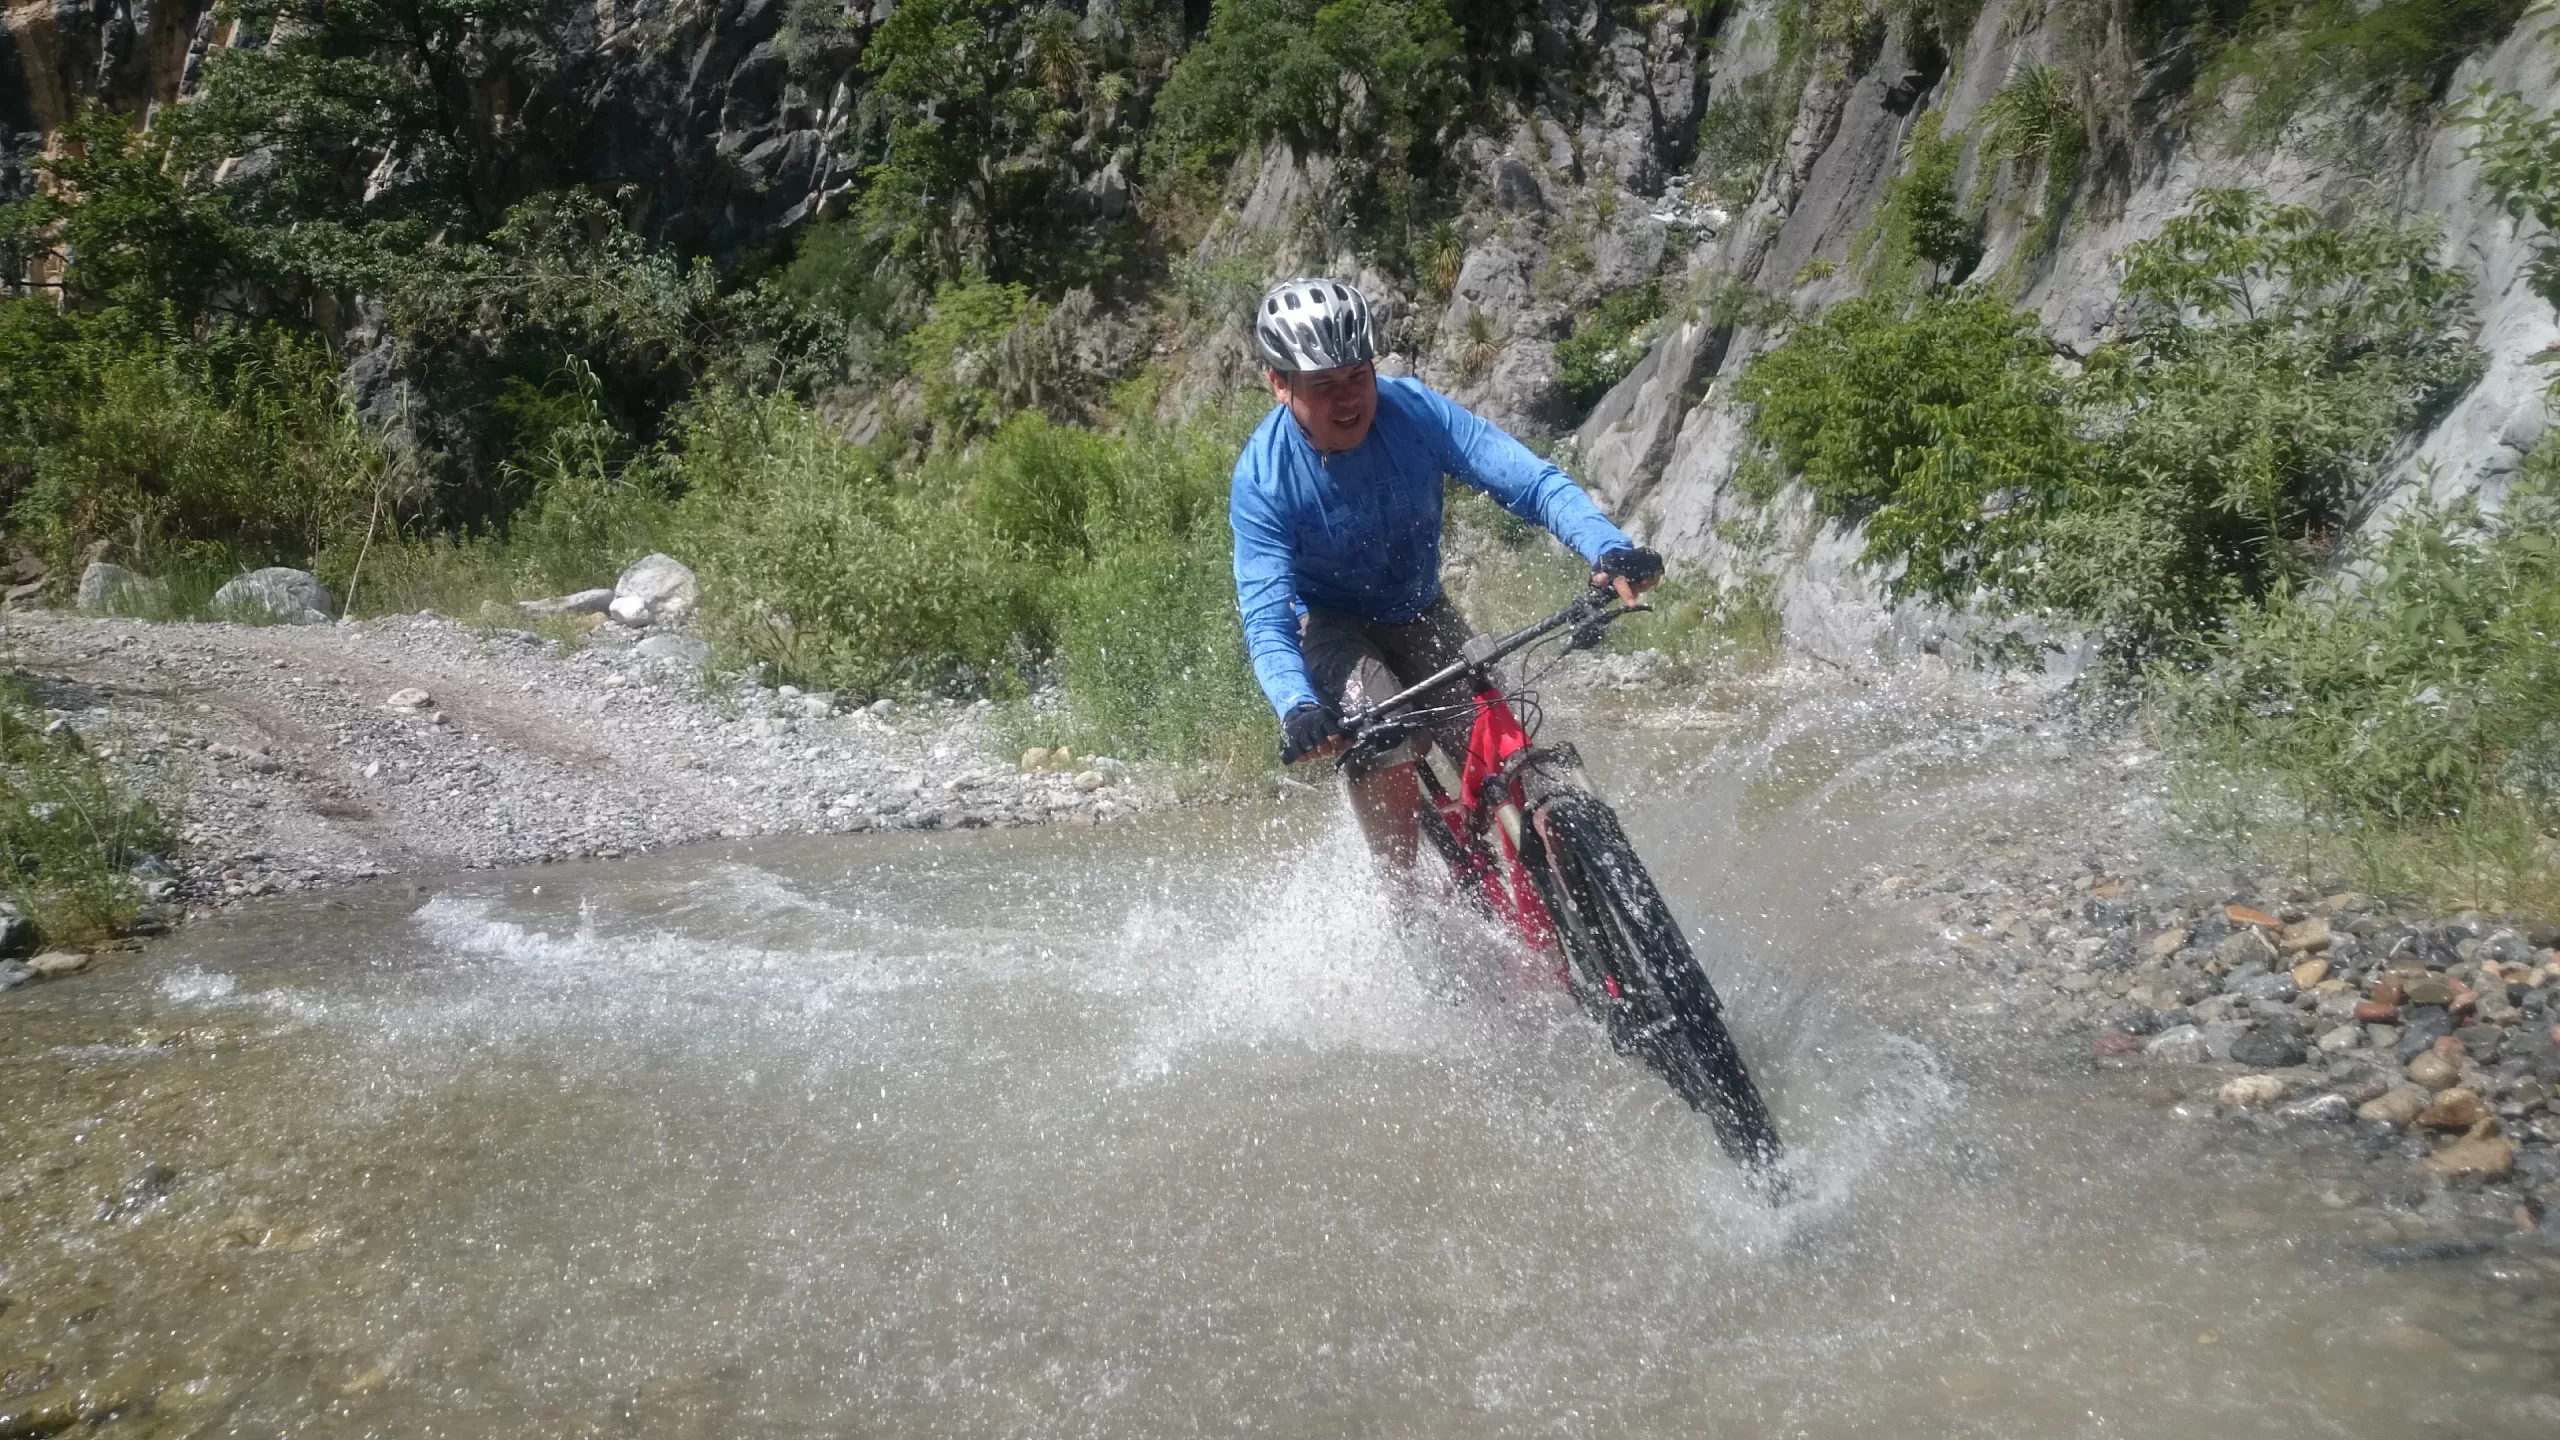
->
[1536,792,1786,1179]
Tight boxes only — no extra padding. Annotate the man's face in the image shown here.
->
[1269,362,1378,453]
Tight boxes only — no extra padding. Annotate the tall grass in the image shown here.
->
[2164,454,2560,912]
[0,679,175,943]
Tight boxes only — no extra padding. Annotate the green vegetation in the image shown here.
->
[1855,113,1981,289]
[0,681,175,943]
[2197,0,2531,145]
[1980,64,2086,259]
[1555,282,1667,414]
[2166,455,2560,912]
[1744,190,2480,653]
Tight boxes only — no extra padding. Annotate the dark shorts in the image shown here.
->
[1301,596,1478,770]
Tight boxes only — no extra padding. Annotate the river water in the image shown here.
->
[5,680,2558,1436]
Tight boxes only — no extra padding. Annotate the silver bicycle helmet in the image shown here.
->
[1255,277,1376,372]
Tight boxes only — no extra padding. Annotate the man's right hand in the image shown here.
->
[1280,702,1343,765]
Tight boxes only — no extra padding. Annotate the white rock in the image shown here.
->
[2315,1022,2362,1053]
[2279,1093,2354,1125]
[212,567,333,624]
[76,562,162,615]
[634,634,710,667]
[385,688,433,710]
[518,588,615,617]
[2218,1074,2290,1109]
[608,594,653,627]
[614,553,698,610]
[2144,1024,2209,1063]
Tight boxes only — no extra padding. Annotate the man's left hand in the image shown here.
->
[1591,546,1666,607]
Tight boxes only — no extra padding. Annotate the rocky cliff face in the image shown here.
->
[1574,0,2560,670]
[1,0,911,261]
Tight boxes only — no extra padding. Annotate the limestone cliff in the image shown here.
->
[1574,1,2560,669]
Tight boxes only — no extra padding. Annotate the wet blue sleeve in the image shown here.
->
[1412,383,1635,562]
[1230,463,1318,718]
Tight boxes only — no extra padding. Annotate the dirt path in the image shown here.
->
[1,611,1145,911]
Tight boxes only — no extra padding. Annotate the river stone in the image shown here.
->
[2455,1024,2506,1062]
[2317,1022,2364,1054]
[634,634,711,667]
[2403,976,2454,1007]
[2231,1031,2308,1068]
[2407,1051,2462,1091]
[213,567,333,624]
[2359,1084,2433,1126]
[2231,971,2297,1003]
[2290,958,2331,989]
[2218,1074,2290,1109]
[2202,1019,2250,1061]
[615,553,698,613]
[2281,1092,2355,1124]
[25,950,88,978]
[2395,1007,2455,1059]
[519,588,615,616]
[76,561,163,615]
[2218,928,2280,968]
[2146,926,2188,957]
[2145,1024,2209,1063]
[2281,916,2332,954]
[385,688,432,710]
[2416,1088,2490,1130]
[608,594,653,627]
[2421,1135,2516,1181]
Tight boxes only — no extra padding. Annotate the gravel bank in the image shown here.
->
[1827,685,2560,1259]
[0,610,1153,914]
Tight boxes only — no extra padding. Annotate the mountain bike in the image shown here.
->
[1336,585,1787,1189]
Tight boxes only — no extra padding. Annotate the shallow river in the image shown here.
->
[5,684,2558,1436]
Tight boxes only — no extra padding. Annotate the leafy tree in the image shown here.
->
[1735,291,2084,606]
[857,0,1145,289]
[0,106,237,318]
[172,0,541,297]
[2458,83,2560,316]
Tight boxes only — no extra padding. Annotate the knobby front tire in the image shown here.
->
[1537,793,1786,1181]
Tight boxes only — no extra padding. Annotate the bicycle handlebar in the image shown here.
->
[1335,583,1646,742]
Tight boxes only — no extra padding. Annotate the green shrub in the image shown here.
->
[666,391,1032,698]
[1738,191,2482,651]
[7,326,382,577]
[1555,282,1667,414]
[1735,291,2084,605]
[2164,456,2560,910]
[907,277,1058,442]
[1982,63,2086,258]
[2058,190,2483,646]
[2459,83,2560,317]
[1857,112,1980,288]
[1692,68,1794,205]
[0,679,175,944]
[2200,0,2530,145]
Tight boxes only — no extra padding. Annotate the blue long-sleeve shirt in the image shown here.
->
[1229,376,1636,717]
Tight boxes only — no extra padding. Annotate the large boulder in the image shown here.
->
[212,568,334,625]
[76,562,163,616]
[615,554,697,618]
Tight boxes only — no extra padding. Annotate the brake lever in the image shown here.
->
[1566,596,1651,652]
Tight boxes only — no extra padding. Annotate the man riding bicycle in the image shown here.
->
[1230,276,1665,870]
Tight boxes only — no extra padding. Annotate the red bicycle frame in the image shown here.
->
[1413,685,1557,950]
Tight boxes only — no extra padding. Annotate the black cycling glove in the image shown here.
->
[1279,702,1341,764]
[1594,546,1665,587]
